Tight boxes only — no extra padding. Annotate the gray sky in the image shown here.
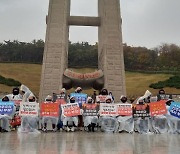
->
[0,0,180,49]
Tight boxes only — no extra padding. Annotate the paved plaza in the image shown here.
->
[0,131,180,154]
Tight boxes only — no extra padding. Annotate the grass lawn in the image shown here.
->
[0,63,179,98]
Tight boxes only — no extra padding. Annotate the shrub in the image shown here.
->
[0,75,21,86]
[149,75,180,89]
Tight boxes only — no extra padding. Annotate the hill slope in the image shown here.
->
[0,63,179,98]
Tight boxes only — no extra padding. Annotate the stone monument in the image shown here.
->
[39,0,126,102]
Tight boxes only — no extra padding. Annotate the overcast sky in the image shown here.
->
[0,0,180,49]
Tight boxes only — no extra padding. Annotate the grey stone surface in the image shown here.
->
[39,0,70,102]
[0,132,180,154]
[39,0,126,102]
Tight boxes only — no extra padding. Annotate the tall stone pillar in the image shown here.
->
[39,0,70,102]
[98,0,126,101]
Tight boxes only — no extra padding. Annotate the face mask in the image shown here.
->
[121,99,127,103]
[13,90,19,95]
[106,100,111,103]
[29,99,35,102]
[2,97,9,102]
[88,100,92,104]
[70,100,75,103]
[139,101,144,105]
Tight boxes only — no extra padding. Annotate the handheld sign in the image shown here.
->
[96,95,108,103]
[40,102,59,117]
[157,94,172,100]
[100,104,117,116]
[53,93,67,102]
[83,104,99,116]
[150,100,167,116]
[132,104,150,118]
[169,102,180,118]
[171,94,180,102]
[117,104,132,116]
[19,102,38,117]
[61,103,80,117]
[70,93,87,107]
[0,101,14,115]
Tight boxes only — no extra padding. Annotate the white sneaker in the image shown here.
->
[67,127,70,132]
[71,127,75,132]
[52,128,57,132]
[59,128,63,132]
[42,128,47,132]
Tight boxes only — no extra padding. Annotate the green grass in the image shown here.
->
[0,63,180,98]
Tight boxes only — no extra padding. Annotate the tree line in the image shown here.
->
[0,40,180,72]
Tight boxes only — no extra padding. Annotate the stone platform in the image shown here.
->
[0,132,179,154]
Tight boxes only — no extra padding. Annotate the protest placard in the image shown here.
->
[169,102,180,118]
[132,104,150,118]
[40,102,59,117]
[53,93,67,102]
[157,94,172,100]
[61,103,81,117]
[99,104,117,116]
[83,104,99,116]
[0,101,14,115]
[19,102,39,116]
[96,95,109,103]
[171,94,180,102]
[150,100,167,116]
[116,104,132,116]
[70,93,87,107]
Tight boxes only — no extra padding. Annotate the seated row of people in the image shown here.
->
[0,86,179,134]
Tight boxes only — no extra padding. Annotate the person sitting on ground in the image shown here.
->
[83,97,99,132]
[117,95,134,133]
[62,96,79,132]
[0,96,16,132]
[6,87,22,101]
[99,96,118,132]
[41,95,58,132]
[19,96,40,133]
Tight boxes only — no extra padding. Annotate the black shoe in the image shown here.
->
[1,129,8,133]
[91,123,96,132]
[88,124,92,132]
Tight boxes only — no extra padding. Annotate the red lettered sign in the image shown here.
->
[61,103,81,117]
[150,100,167,116]
[117,104,132,116]
[40,102,59,117]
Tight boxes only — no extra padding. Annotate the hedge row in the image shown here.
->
[149,76,180,89]
[0,75,21,86]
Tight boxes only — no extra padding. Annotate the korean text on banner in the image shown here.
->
[0,101,14,115]
[132,104,150,118]
[19,102,38,116]
[96,95,108,103]
[40,103,59,117]
[117,104,132,116]
[169,102,180,118]
[70,93,87,107]
[61,103,81,117]
[100,104,117,116]
[83,104,99,116]
[150,100,167,116]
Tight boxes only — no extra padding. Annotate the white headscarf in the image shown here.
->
[20,84,35,102]
[137,90,152,104]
